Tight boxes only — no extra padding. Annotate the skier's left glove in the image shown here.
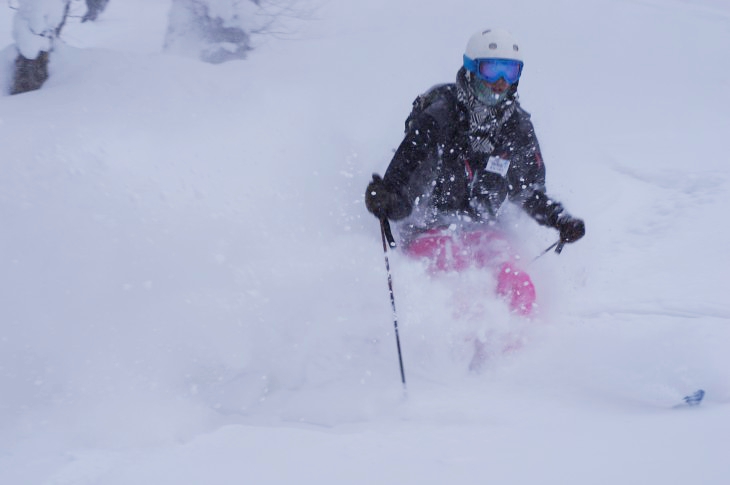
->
[555,214,585,243]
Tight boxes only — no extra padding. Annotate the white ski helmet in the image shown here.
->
[464,28,523,63]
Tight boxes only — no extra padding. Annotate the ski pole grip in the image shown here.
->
[381,218,396,249]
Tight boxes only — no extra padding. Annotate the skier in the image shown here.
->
[365,28,585,314]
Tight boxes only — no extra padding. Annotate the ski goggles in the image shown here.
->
[463,56,523,84]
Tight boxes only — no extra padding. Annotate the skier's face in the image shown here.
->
[470,75,512,106]
[480,77,510,94]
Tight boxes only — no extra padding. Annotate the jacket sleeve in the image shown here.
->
[503,109,567,227]
[381,99,449,220]
[521,189,566,227]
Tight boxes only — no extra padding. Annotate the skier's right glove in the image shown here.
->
[555,214,585,243]
[365,174,409,220]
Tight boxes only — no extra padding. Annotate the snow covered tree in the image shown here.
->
[10,0,70,95]
[164,0,291,64]
[81,0,109,23]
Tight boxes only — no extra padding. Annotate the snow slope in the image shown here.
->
[1,0,729,483]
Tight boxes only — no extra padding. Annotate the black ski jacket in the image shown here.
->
[381,82,566,230]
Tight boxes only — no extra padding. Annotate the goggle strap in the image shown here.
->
[463,55,478,74]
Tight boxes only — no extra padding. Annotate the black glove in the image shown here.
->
[365,174,408,220]
[555,214,585,243]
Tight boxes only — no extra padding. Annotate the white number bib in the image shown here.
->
[485,156,511,177]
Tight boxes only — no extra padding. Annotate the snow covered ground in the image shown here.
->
[1,0,729,483]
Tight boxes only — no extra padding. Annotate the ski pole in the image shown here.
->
[533,238,565,261]
[379,217,406,390]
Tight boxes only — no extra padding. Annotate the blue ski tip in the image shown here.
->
[682,389,705,407]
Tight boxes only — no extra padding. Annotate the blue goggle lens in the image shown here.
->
[463,56,523,84]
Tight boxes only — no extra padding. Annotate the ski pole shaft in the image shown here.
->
[380,218,406,390]
[534,238,563,261]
